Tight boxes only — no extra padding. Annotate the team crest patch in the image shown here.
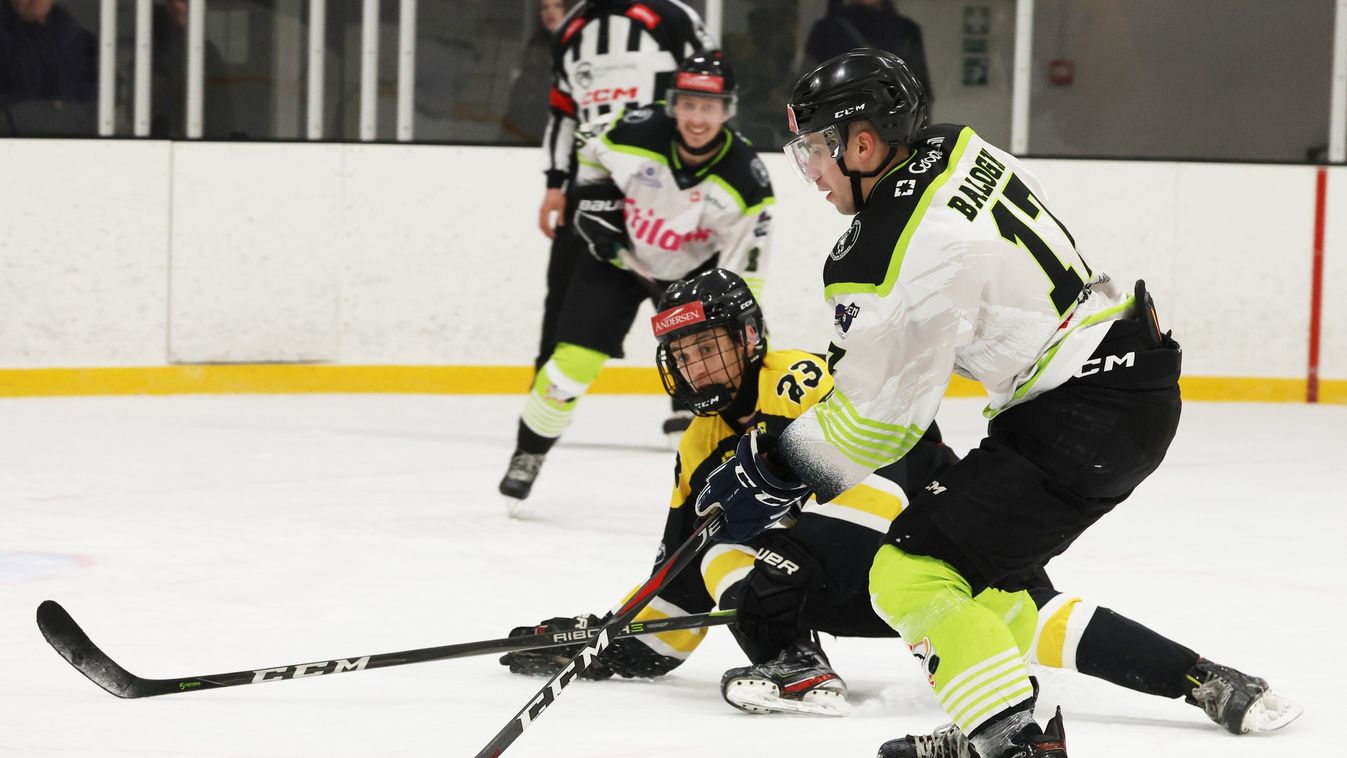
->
[623,107,653,124]
[574,61,593,88]
[907,637,940,688]
[830,217,862,261]
[834,302,860,338]
[750,158,770,187]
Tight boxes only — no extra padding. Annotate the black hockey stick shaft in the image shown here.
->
[35,599,733,699]
[474,511,726,758]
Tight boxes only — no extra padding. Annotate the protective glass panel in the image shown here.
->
[1029,0,1335,161]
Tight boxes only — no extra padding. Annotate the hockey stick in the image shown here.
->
[474,510,725,758]
[35,599,734,699]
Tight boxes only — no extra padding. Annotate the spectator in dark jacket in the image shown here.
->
[0,0,97,101]
[805,0,933,102]
[499,0,573,145]
[0,0,97,135]
[149,0,234,138]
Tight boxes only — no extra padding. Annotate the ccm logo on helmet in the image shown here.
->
[651,301,708,337]
[834,103,866,119]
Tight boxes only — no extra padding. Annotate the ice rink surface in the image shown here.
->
[2,393,1344,757]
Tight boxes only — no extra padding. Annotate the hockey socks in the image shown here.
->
[517,343,608,453]
[1032,594,1198,699]
[870,546,1040,737]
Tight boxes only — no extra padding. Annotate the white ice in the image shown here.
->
[1,394,1344,757]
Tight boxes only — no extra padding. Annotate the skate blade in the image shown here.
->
[502,495,540,521]
[1243,690,1304,732]
[727,686,851,717]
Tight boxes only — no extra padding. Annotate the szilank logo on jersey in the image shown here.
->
[834,302,860,338]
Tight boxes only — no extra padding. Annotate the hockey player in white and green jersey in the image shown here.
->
[499,52,775,512]
[690,50,1208,758]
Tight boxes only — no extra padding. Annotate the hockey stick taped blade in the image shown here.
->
[36,600,144,698]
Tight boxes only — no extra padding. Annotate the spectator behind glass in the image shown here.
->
[148,0,233,138]
[0,0,97,135]
[499,0,572,145]
[805,0,933,102]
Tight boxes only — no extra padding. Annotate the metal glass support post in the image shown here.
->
[186,0,206,138]
[1010,0,1034,155]
[360,0,381,141]
[396,0,417,141]
[97,0,116,135]
[1331,0,1347,162]
[308,0,327,139]
[704,0,723,45]
[134,0,152,136]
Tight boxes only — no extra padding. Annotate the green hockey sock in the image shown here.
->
[870,545,1036,735]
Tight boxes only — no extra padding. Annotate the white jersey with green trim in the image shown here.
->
[780,123,1133,498]
[575,106,774,289]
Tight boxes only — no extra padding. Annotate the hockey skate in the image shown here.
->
[1185,658,1303,734]
[878,707,1067,758]
[721,640,849,716]
[498,450,545,516]
[877,722,977,758]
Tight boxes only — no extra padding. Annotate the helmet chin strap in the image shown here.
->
[836,142,895,212]
[831,121,900,211]
[675,128,726,157]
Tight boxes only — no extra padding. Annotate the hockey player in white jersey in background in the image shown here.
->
[690,49,1278,758]
[500,52,775,512]
[529,0,711,440]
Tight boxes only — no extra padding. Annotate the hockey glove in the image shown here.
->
[571,182,630,265]
[498,614,614,680]
[694,430,810,544]
[725,532,824,664]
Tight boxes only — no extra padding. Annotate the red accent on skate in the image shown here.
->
[783,673,838,694]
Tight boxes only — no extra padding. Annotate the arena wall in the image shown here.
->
[0,139,1341,402]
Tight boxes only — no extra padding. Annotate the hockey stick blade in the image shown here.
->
[36,599,733,699]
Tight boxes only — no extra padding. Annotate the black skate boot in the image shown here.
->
[878,705,1065,758]
[877,722,977,758]
[498,450,545,506]
[721,640,848,716]
[1185,658,1303,733]
[1005,707,1067,758]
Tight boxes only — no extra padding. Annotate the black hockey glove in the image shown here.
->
[726,532,824,664]
[497,614,614,680]
[695,430,810,543]
[571,182,630,265]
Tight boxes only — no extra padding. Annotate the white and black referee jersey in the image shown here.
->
[542,0,711,189]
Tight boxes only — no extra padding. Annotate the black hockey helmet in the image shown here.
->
[782,49,929,191]
[651,268,765,416]
[666,51,738,120]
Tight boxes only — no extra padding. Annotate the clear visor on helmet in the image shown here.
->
[666,90,738,122]
[782,124,845,185]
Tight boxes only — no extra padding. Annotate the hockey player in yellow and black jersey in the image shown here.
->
[499,268,1298,729]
